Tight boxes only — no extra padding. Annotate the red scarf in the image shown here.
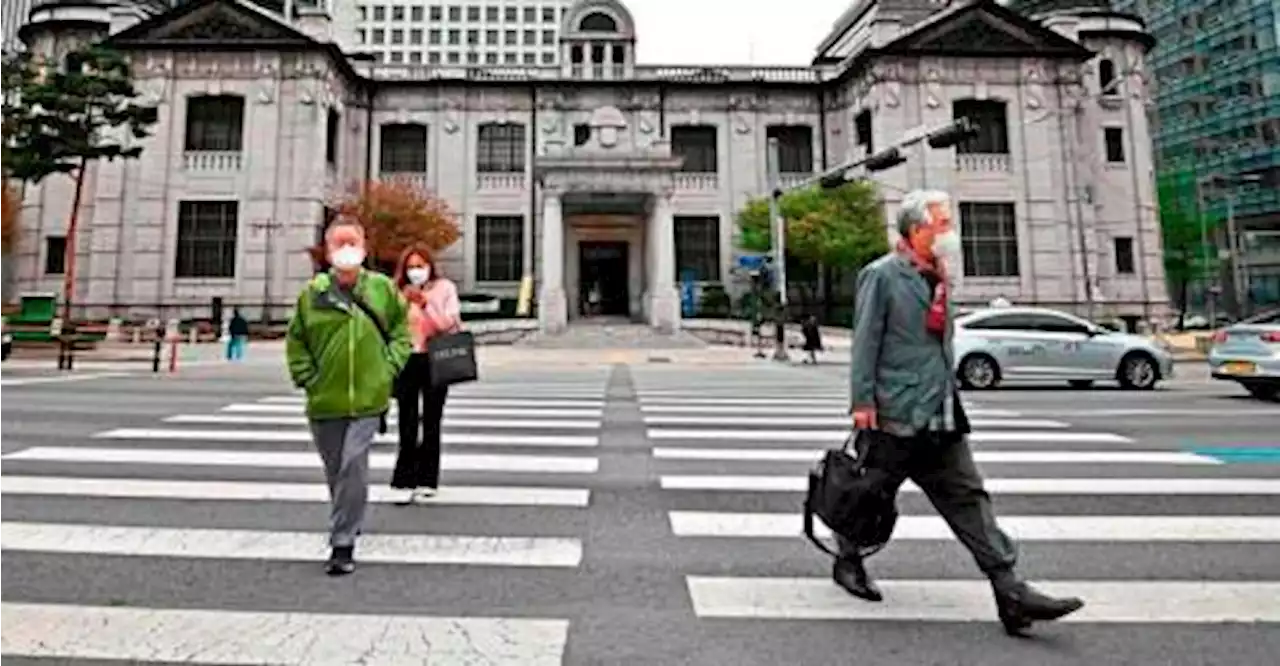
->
[896,238,948,338]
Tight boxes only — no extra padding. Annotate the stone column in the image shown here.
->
[647,188,681,333]
[538,188,568,333]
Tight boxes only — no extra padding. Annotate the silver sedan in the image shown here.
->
[1208,308,1280,401]
[953,306,1174,390]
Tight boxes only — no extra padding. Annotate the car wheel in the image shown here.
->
[959,354,1000,390]
[1069,380,1094,389]
[1118,352,1158,390]
[1244,383,1280,402]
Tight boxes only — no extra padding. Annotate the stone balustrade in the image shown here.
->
[477,173,527,190]
[955,153,1011,172]
[182,151,242,172]
[674,172,719,191]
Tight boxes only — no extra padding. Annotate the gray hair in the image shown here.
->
[896,189,950,236]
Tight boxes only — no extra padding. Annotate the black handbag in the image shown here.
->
[426,331,478,388]
[804,430,899,559]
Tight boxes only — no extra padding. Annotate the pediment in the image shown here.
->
[110,0,315,46]
[882,0,1092,59]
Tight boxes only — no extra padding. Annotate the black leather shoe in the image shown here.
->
[324,546,356,576]
[994,582,1084,636]
[832,556,882,602]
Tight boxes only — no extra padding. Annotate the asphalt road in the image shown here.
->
[2,356,1278,665]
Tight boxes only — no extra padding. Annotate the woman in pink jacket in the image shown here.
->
[390,246,462,504]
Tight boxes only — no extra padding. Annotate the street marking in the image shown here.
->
[221,404,604,418]
[668,512,1280,541]
[646,429,1133,444]
[642,415,1066,429]
[95,427,599,448]
[686,577,1280,623]
[163,414,602,430]
[4,446,599,474]
[0,522,583,567]
[658,475,1280,494]
[0,476,591,507]
[651,448,1218,465]
[639,405,1022,418]
[0,603,569,664]
[1189,447,1280,463]
[0,372,129,387]
[259,396,606,408]
[637,398,853,406]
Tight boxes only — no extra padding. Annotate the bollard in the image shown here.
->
[169,335,179,373]
[189,327,199,345]
[152,337,162,373]
[106,318,123,342]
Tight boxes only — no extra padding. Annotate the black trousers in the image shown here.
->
[839,429,1019,579]
[391,353,449,490]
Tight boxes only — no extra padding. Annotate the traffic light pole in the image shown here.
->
[759,118,977,363]
[766,137,790,362]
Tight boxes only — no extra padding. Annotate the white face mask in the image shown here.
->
[406,266,430,285]
[330,245,366,270]
[932,230,962,260]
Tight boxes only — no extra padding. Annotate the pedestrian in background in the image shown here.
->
[841,189,1084,635]
[390,246,462,505]
[286,221,411,576]
[801,314,823,364]
[225,308,249,361]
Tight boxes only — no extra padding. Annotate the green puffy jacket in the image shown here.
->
[285,270,412,421]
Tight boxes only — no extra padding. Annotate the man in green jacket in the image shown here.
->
[286,220,412,575]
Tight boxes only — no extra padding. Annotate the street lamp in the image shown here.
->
[762,118,979,362]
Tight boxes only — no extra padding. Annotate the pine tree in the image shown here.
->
[2,46,159,321]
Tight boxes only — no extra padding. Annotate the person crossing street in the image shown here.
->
[285,220,412,576]
[840,189,1085,635]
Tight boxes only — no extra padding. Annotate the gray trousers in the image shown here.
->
[839,430,1019,583]
[309,416,380,548]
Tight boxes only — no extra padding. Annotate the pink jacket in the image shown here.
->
[405,279,461,352]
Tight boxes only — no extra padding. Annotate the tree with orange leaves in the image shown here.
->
[1,180,19,255]
[319,178,460,273]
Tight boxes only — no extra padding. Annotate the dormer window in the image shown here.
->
[579,12,618,32]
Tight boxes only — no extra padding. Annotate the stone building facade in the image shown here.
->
[9,0,1169,330]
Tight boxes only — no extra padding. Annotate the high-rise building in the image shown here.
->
[1010,0,1280,312]
[346,0,576,66]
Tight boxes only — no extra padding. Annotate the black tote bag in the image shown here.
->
[803,430,899,559]
[426,331,478,388]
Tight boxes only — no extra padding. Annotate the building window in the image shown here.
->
[175,201,238,279]
[475,215,522,281]
[573,124,590,146]
[476,123,526,173]
[411,6,423,21]
[325,108,340,165]
[379,123,428,173]
[674,217,720,282]
[952,99,1008,154]
[44,236,66,275]
[184,95,244,152]
[467,6,480,21]
[671,125,718,173]
[1105,127,1125,163]
[1098,58,1116,93]
[579,12,617,32]
[959,202,1019,277]
[766,125,814,174]
[855,110,873,155]
[1113,236,1135,274]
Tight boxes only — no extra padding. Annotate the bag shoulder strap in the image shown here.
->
[352,297,391,345]
[351,292,391,346]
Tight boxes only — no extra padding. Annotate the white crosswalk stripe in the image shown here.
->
[0,370,611,663]
[632,367,1280,627]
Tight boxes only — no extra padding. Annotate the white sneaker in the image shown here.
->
[394,490,416,506]
[412,487,437,502]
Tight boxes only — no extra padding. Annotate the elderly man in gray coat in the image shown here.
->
[838,189,1084,636]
